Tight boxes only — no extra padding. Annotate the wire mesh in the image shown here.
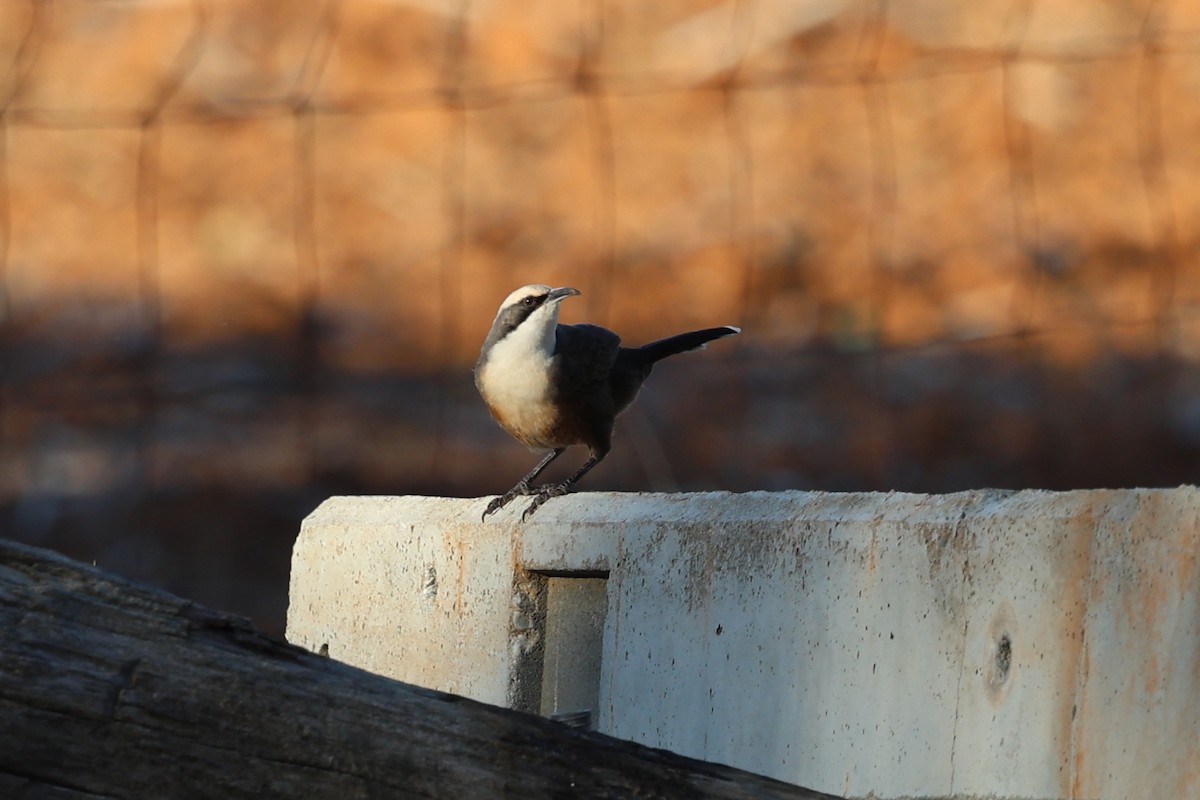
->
[3,0,1200,631]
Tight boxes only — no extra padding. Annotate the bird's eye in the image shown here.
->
[522,296,537,307]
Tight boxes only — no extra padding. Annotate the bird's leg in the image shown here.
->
[482,448,565,521]
[521,451,606,522]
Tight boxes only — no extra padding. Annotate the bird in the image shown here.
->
[474,283,740,522]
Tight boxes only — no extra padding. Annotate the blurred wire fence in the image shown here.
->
[2,0,1200,632]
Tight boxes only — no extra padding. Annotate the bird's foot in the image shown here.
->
[520,483,571,522]
[481,481,537,521]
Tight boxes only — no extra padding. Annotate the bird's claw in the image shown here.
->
[481,497,508,522]
[483,479,573,523]
[520,484,570,522]
[520,498,545,522]
[481,482,536,521]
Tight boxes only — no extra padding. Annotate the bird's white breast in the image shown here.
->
[476,319,560,448]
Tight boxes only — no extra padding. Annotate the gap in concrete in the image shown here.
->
[538,575,609,730]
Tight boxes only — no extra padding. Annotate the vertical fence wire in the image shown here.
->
[858,0,898,485]
[1135,1,1182,425]
[289,0,339,480]
[578,0,617,328]
[0,1,48,495]
[427,0,471,483]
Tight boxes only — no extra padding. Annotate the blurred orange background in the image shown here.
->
[3,0,1200,634]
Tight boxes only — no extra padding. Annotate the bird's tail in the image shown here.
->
[638,326,740,365]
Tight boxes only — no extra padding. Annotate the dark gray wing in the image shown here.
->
[552,323,621,399]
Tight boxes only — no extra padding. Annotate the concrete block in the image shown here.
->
[287,489,1200,800]
[287,496,520,705]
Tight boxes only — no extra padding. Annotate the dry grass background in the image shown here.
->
[3,0,1200,633]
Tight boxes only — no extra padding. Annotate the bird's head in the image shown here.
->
[482,284,580,353]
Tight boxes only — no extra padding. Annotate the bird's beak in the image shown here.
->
[548,286,581,303]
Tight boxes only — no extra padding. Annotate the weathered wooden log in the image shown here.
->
[0,538,842,800]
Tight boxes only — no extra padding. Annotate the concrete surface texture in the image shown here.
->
[287,489,1200,800]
